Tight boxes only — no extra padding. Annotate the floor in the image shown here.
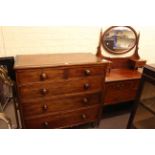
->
[99,113,130,129]
[0,101,131,129]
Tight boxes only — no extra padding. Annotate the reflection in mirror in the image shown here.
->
[103,26,137,54]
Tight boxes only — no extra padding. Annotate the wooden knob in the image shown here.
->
[85,69,91,76]
[40,73,47,80]
[81,114,87,120]
[84,83,90,90]
[83,97,88,103]
[41,88,48,95]
[42,104,48,111]
[43,121,49,128]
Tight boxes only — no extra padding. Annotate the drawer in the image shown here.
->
[16,68,64,84]
[24,105,100,129]
[18,76,103,102]
[104,80,140,105]
[16,66,105,85]
[21,92,101,117]
[68,66,105,78]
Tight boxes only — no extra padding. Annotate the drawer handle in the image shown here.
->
[85,69,91,76]
[42,104,48,111]
[40,73,47,80]
[84,83,90,90]
[81,114,87,120]
[83,97,88,103]
[43,121,49,128]
[41,88,48,95]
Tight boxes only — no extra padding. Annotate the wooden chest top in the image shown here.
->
[14,53,107,69]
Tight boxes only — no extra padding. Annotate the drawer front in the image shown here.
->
[24,105,100,129]
[16,66,105,85]
[21,92,101,117]
[18,76,103,102]
[68,66,105,78]
[104,80,140,105]
[16,68,64,84]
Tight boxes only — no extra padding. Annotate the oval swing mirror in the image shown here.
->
[102,26,137,54]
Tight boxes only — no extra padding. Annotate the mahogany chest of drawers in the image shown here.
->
[14,53,108,128]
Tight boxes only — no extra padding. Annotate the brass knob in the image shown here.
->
[83,97,88,103]
[81,114,87,120]
[85,69,91,76]
[84,83,90,90]
[41,88,48,95]
[43,121,49,128]
[40,73,47,80]
[42,104,48,111]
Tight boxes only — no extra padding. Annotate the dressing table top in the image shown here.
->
[106,69,142,82]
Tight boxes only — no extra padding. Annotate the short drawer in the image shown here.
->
[24,105,100,129]
[16,68,64,84]
[104,80,140,105]
[68,66,105,78]
[18,76,104,102]
[21,92,101,117]
[16,65,105,85]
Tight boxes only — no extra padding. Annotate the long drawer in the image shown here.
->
[21,92,101,117]
[18,76,103,101]
[104,80,140,105]
[24,105,100,129]
[16,65,105,85]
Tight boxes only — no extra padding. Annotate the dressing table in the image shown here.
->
[14,53,108,128]
[96,26,146,105]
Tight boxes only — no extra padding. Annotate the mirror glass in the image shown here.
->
[102,26,137,54]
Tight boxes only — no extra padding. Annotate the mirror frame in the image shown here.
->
[102,26,138,55]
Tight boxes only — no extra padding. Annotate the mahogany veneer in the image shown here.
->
[104,69,141,105]
[14,53,108,129]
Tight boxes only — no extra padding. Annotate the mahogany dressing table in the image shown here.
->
[96,26,146,105]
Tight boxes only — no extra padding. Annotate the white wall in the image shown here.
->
[0,26,100,56]
[138,26,155,63]
[0,27,6,56]
[0,26,155,64]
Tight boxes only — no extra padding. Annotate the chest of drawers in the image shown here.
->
[14,53,108,128]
